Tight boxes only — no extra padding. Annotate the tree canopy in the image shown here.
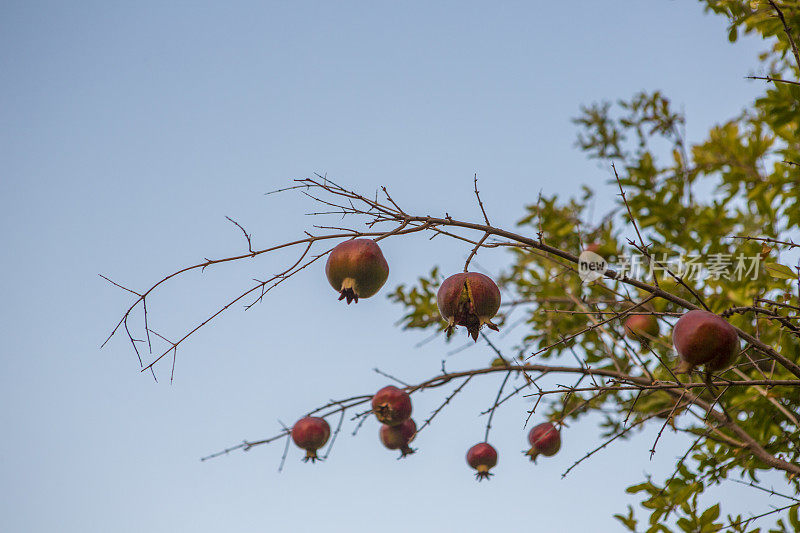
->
[106,2,800,531]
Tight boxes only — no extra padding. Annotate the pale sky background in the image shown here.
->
[0,1,787,532]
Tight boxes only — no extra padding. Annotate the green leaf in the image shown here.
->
[625,482,652,494]
[700,503,720,525]
[764,262,797,280]
[789,504,800,530]
[614,507,638,531]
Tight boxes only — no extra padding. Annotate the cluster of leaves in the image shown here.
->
[389,1,800,530]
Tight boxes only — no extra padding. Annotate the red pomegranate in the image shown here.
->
[437,272,501,341]
[371,385,412,426]
[624,314,660,343]
[379,418,417,457]
[466,442,498,481]
[291,416,331,462]
[526,422,561,462]
[325,239,389,304]
[672,309,739,373]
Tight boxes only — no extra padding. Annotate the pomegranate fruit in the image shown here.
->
[526,422,561,462]
[437,272,501,341]
[379,418,417,457]
[371,385,412,426]
[672,309,739,373]
[466,442,498,481]
[291,416,331,462]
[325,238,389,304]
[623,313,660,343]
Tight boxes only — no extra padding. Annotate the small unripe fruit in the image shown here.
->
[325,239,389,304]
[380,418,417,457]
[437,272,501,341]
[371,385,412,426]
[672,310,739,373]
[466,442,498,481]
[624,314,660,344]
[291,416,331,462]
[526,422,561,462]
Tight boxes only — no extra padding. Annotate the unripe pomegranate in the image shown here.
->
[526,422,561,462]
[672,309,739,373]
[325,239,389,304]
[371,385,412,426]
[466,442,498,481]
[623,314,660,344]
[291,416,331,462]
[379,418,417,457]
[437,272,501,341]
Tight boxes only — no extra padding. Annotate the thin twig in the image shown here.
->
[768,0,800,72]
[225,216,255,254]
[473,174,491,226]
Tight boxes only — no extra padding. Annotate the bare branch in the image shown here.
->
[473,174,491,226]
[746,75,800,86]
[224,215,254,254]
[768,0,800,72]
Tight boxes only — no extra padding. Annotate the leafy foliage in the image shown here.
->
[387,1,800,529]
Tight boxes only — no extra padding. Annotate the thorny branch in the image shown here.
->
[198,360,800,475]
[105,177,800,524]
[105,177,800,377]
[768,0,800,73]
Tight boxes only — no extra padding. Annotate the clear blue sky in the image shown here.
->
[0,2,782,532]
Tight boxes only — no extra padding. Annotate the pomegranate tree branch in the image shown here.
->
[321,404,346,460]
[389,213,800,379]
[109,179,800,381]
[483,370,512,442]
[626,239,711,311]
[728,478,800,502]
[723,306,800,334]
[746,75,800,86]
[98,274,142,297]
[141,247,330,372]
[201,358,800,479]
[767,0,800,73]
[730,235,799,248]
[103,231,357,348]
[416,375,473,435]
[561,408,672,478]
[381,186,407,216]
[224,216,255,254]
[473,174,491,226]
[658,379,800,477]
[110,224,425,373]
[724,502,799,532]
[649,390,689,460]
[463,232,490,272]
[612,162,649,262]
